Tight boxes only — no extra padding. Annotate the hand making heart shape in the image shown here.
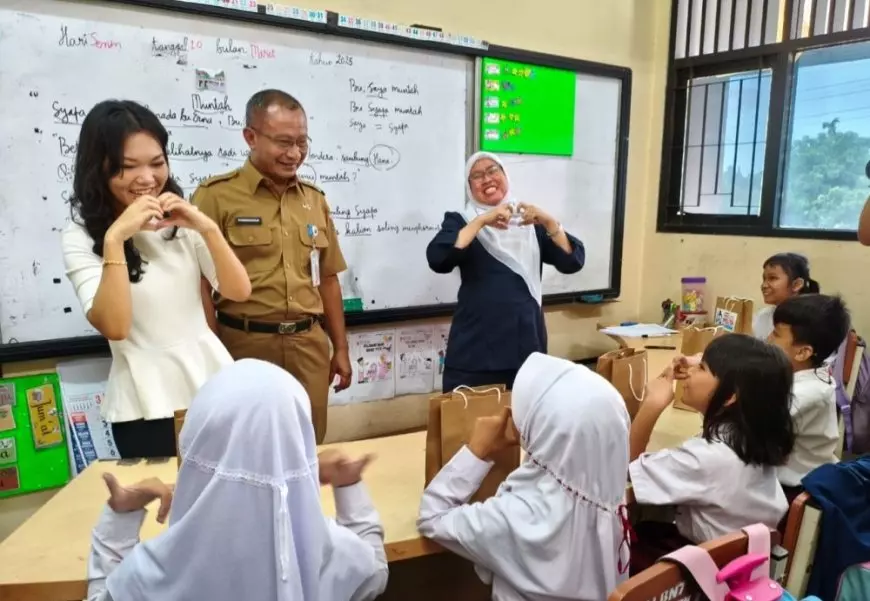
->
[105,193,218,242]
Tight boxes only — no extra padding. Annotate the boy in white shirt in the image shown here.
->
[768,294,850,504]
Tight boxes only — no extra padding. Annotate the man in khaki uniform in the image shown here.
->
[194,89,352,443]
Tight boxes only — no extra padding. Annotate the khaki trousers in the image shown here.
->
[218,320,331,443]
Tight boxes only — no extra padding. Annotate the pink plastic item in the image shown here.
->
[717,553,783,601]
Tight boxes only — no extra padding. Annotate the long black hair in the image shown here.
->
[763,252,820,294]
[69,100,182,283]
[701,335,796,467]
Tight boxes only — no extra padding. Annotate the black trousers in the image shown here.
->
[441,366,518,392]
[111,418,177,460]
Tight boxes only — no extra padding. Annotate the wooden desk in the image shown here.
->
[0,345,700,601]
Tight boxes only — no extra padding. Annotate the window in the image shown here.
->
[659,0,870,240]
[679,69,771,216]
[780,40,870,230]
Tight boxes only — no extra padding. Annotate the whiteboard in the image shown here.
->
[0,0,629,356]
[497,73,622,296]
[0,0,467,344]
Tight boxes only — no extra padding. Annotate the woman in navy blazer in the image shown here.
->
[427,152,585,391]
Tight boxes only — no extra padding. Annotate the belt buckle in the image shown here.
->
[278,322,297,335]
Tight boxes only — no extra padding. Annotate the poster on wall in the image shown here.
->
[57,358,119,475]
[329,330,396,405]
[395,326,437,395]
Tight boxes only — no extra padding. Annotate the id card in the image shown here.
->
[311,249,321,287]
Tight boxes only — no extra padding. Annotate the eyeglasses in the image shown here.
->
[250,127,311,152]
[468,164,502,182]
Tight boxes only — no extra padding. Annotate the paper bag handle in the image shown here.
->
[627,356,648,401]
[452,385,503,409]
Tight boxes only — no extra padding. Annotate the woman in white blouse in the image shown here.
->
[86,359,388,601]
[62,99,251,458]
[418,353,631,601]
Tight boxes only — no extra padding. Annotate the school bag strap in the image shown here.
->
[661,545,729,601]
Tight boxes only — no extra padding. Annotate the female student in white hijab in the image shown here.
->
[85,359,389,601]
[426,152,585,391]
[418,353,632,600]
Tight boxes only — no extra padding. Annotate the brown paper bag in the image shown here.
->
[674,327,728,411]
[597,348,648,419]
[174,409,186,467]
[425,385,506,485]
[713,296,755,335]
[440,389,519,502]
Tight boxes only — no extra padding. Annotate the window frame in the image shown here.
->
[658,1,870,241]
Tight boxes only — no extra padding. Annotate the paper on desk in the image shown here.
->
[600,324,677,338]
[57,358,119,475]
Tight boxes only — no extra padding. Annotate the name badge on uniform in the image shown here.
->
[235,216,262,225]
[308,224,321,286]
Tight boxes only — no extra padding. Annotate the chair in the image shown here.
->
[607,529,780,601]
[781,492,823,598]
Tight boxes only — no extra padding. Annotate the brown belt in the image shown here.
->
[217,312,321,335]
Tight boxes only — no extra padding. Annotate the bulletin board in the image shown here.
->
[0,374,71,499]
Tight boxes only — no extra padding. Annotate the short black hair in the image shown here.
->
[245,89,304,128]
[773,294,851,367]
[763,252,820,294]
[701,335,795,467]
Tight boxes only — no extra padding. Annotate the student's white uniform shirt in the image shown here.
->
[778,368,839,487]
[87,359,388,601]
[418,354,631,601]
[753,306,775,340]
[62,222,232,422]
[630,437,788,543]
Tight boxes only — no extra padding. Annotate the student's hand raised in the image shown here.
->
[318,449,374,488]
[644,365,676,410]
[468,406,519,461]
[103,473,173,523]
[672,353,702,380]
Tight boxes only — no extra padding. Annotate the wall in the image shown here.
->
[0,0,673,540]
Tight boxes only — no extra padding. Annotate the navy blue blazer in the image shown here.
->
[426,211,585,373]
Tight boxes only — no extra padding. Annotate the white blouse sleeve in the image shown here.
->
[329,483,389,601]
[417,445,531,580]
[61,225,104,315]
[629,438,719,506]
[87,506,146,601]
[188,230,219,291]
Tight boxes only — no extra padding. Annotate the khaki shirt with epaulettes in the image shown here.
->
[193,160,347,320]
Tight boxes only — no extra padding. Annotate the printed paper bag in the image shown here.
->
[425,385,506,486]
[440,389,519,503]
[713,297,755,335]
[597,348,648,419]
[674,326,728,411]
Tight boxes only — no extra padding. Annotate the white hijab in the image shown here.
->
[481,353,631,599]
[463,151,542,305]
[106,359,375,601]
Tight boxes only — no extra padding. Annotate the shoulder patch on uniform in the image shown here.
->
[200,169,241,187]
[299,179,325,195]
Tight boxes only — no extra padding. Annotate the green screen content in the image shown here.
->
[479,58,576,156]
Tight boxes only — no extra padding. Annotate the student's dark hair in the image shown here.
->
[245,89,305,128]
[763,252,820,294]
[69,100,182,283]
[773,294,851,367]
[701,335,795,467]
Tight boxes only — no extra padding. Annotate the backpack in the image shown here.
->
[832,332,870,455]
[659,523,821,601]
[836,561,870,600]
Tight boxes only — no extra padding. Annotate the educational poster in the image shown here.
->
[57,358,119,475]
[0,373,71,499]
[329,330,396,405]
[433,323,451,392]
[395,326,437,395]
